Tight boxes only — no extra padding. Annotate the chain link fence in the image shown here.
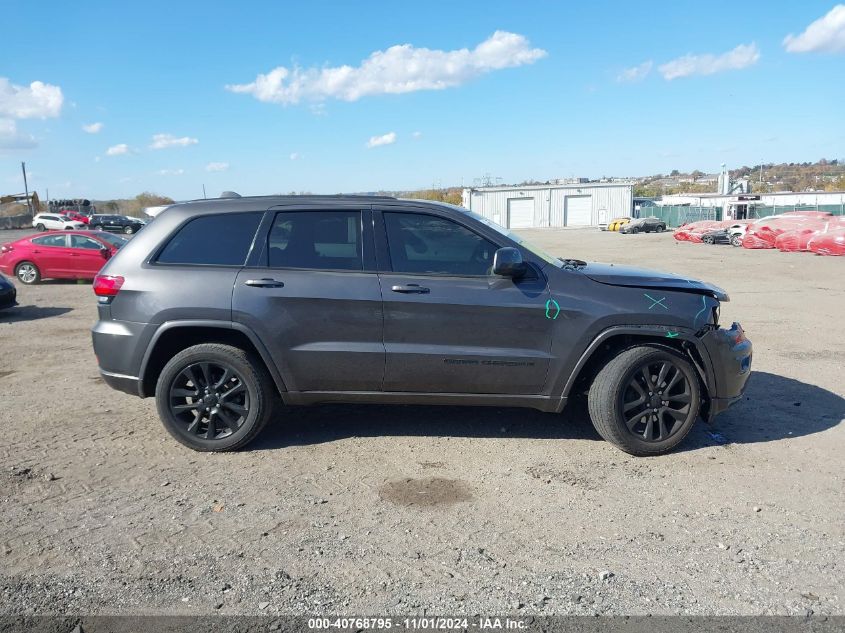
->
[646,203,845,227]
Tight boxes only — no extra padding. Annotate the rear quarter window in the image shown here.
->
[156,212,263,266]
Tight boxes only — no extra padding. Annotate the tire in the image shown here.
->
[155,343,276,452]
[587,345,701,456]
[703,236,714,244]
[35,223,45,231]
[657,224,666,232]
[123,226,135,235]
[630,227,640,234]
[731,235,742,247]
[15,261,41,285]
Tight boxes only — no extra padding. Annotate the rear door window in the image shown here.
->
[156,212,263,266]
[32,234,68,247]
[267,211,362,271]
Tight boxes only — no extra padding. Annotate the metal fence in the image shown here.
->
[647,203,845,227]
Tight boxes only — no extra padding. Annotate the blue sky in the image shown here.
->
[1,0,844,200]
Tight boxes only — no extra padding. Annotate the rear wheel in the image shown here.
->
[15,261,41,285]
[731,235,742,247]
[35,223,45,231]
[155,343,276,451]
[630,227,640,234]
[703,235,715,244]
[657,224,666,232]
[123,226,135,235]
[588,345,700,456]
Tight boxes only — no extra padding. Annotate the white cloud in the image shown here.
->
[205,161,229,172]
[106,143,129,156]
[366,132,396,148]
[0,78,63,119]
[784,4,845,53]
[0,119,37,149]
[82,122,104,133]
[617,60,653,82]
[289,152,300,160]
[658,43,760,80]
[157,169,184,176]
[412,131,422,139]
[226,30,546,105]
[150,133,199,149]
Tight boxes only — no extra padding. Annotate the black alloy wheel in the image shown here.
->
[167,361,249,441]
[618,358,694,443]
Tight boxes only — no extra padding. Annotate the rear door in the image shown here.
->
[375,206,554,395]
[29,234,71,275]
[232,206,384,393]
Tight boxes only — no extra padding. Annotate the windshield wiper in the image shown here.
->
[558,257,587,269]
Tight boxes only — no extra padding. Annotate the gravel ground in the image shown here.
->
[0,227,842,616]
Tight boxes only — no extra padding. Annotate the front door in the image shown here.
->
[376,209,554,395]
[232,207,384,393]
[68,234,109,277]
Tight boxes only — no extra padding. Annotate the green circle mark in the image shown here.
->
[545,298,561,320]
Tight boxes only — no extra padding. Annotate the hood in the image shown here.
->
[578,262,729,301]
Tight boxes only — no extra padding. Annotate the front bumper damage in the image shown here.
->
[697,322,752,421]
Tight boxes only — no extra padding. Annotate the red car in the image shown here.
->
[0,230,128,284]
[61,210,91,225]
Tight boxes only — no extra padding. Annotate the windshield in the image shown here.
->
[442,203,564,268]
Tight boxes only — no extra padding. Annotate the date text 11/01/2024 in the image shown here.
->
[308,617,528,630]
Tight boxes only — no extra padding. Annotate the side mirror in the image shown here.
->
[100,247,111,260]
[492,247,527,278]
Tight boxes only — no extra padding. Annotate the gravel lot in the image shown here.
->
[0,227,843,616]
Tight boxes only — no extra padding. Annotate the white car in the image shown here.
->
[32,213,86,231]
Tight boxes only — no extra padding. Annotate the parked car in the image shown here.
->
[0,230,126,284]
[606,217,631,231]
[92,194,752,457]
[702,224,746,247]
[0,273,16,310]
[31,213,86,231]
[88,215,145,234]
[61,210,91,225]
[619,217,667,234]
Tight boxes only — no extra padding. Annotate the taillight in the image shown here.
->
[0,244,12,254]
[93,274,124,297]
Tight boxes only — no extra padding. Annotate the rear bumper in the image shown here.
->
[99,369,143,396]
[699,322,752,420]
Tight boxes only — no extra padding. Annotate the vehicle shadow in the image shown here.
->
[682,371,845,450]
[252,371,843,452]
[0,305,73,322]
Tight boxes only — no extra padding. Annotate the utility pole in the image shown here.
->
[21,162,32,215]
[202,184,207,199]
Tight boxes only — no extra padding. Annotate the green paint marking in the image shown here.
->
[666,331,680,338]
[545,298,561,320]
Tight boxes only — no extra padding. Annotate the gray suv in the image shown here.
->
[92,195,752,456]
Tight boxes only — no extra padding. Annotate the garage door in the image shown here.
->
[507,198,534,228]
[565,195,592,226]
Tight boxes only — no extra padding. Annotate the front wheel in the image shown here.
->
[35,223,45,231]
[155,343,276,451]
[630,227,640,234]
[703,235,715,244]
[588,345,701,456]
[731,235,742,247]
[123,226,135,235]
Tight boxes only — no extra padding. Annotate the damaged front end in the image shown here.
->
[695,321,753,421]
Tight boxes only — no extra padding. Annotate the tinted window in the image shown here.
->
[157,212,262,266]
[96,233,128,249]
[32,234,67,247]
[384,212,497,276]
[70,235,103,250]
[268,211,362,271]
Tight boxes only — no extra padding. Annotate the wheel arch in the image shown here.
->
[561,327,714,411]
[139,321,287,398]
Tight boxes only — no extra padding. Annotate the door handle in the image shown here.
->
[391,284,430,294]
[244,278,285,288]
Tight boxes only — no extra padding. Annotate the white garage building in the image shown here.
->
[461,182,633,229]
